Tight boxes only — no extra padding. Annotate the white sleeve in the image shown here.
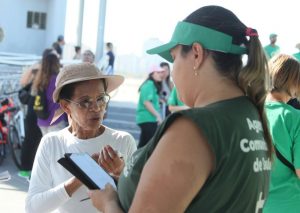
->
[25,137,70,213]
[124,134,137,162]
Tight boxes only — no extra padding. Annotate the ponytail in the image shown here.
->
[238,37,273,158]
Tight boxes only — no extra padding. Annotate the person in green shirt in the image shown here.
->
[263,54,300,213]
[88,5,272,212]
[136,64,165,148]
[167,87,188,112]
[264,33,280,60]
[292,43,300,62]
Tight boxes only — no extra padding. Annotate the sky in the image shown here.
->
[65,0,300,69]
[106,0,300,55]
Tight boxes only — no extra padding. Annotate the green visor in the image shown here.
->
[147,21,247,62]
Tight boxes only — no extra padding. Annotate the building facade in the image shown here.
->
[0,0,67,55]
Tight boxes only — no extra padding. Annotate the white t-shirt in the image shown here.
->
[26,126,137,213]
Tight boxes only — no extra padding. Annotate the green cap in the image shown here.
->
[147,21,247,62]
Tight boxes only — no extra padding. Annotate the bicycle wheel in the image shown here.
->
[8,125,22,169]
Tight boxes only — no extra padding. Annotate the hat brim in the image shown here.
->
[146,41,177,63]
[50,75,124,125]
[50,108,65,125]
[53,75,124,103]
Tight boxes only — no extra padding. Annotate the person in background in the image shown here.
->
[73,46,81,60]
[263,54,300,213]
[88,6,272,212]
[105,42,115,75]
[82,49,110,120]
[82,50,95,64]
[264,33,280,60]
[17,57,44,179]
[136,64,165,148]
[167,87,188,113]
[31,48,67,135]
[292,43,300,62]
[159,62,173,118]
[288,43,300,109]
[26,63,137,213]
[52,35,65,59]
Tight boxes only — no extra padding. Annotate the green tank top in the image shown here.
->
[118,96,271,212]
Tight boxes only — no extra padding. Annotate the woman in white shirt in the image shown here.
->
[26,63,137,213]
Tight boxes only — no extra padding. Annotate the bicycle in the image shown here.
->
[0,95,25,169]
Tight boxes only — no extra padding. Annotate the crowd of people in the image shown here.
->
[4,4,299,213]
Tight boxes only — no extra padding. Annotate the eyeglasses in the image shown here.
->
[64,94,110,109]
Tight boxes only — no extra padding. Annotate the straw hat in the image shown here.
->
[51,63,124,124]
[53,63,124,102]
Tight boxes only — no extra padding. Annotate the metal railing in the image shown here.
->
[0,64,23,97]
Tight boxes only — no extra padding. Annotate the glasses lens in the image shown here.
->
[70,94,110,109]
[78,100,91,108]
[97,95,110,106]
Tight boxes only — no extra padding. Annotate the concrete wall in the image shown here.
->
[45,0,67,51]
[0,0,67,55]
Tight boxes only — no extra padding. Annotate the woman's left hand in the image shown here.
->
[97,145,125,178]
[88,184,119,212]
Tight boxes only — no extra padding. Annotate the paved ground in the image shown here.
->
[0,152,28,212]
[0,76,143,213]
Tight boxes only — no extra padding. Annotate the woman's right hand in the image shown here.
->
[93,145,125,179]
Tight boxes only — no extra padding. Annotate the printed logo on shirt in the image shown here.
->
[239,118,271,173]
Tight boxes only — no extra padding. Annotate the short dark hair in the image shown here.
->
[160,62,170,69]
[75,46,81,52]
[58,35,64,42]
[106,42,113,49]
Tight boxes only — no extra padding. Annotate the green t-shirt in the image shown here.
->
[264,44,280,59]
[263,102,300,213]
[119,96,270,212]
[167,87,184,106]
[293,52,300,62]
[136,80,160,124]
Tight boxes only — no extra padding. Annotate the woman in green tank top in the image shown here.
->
[88,5,273,213]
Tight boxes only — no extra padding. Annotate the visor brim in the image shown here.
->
[146,41,177,63]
